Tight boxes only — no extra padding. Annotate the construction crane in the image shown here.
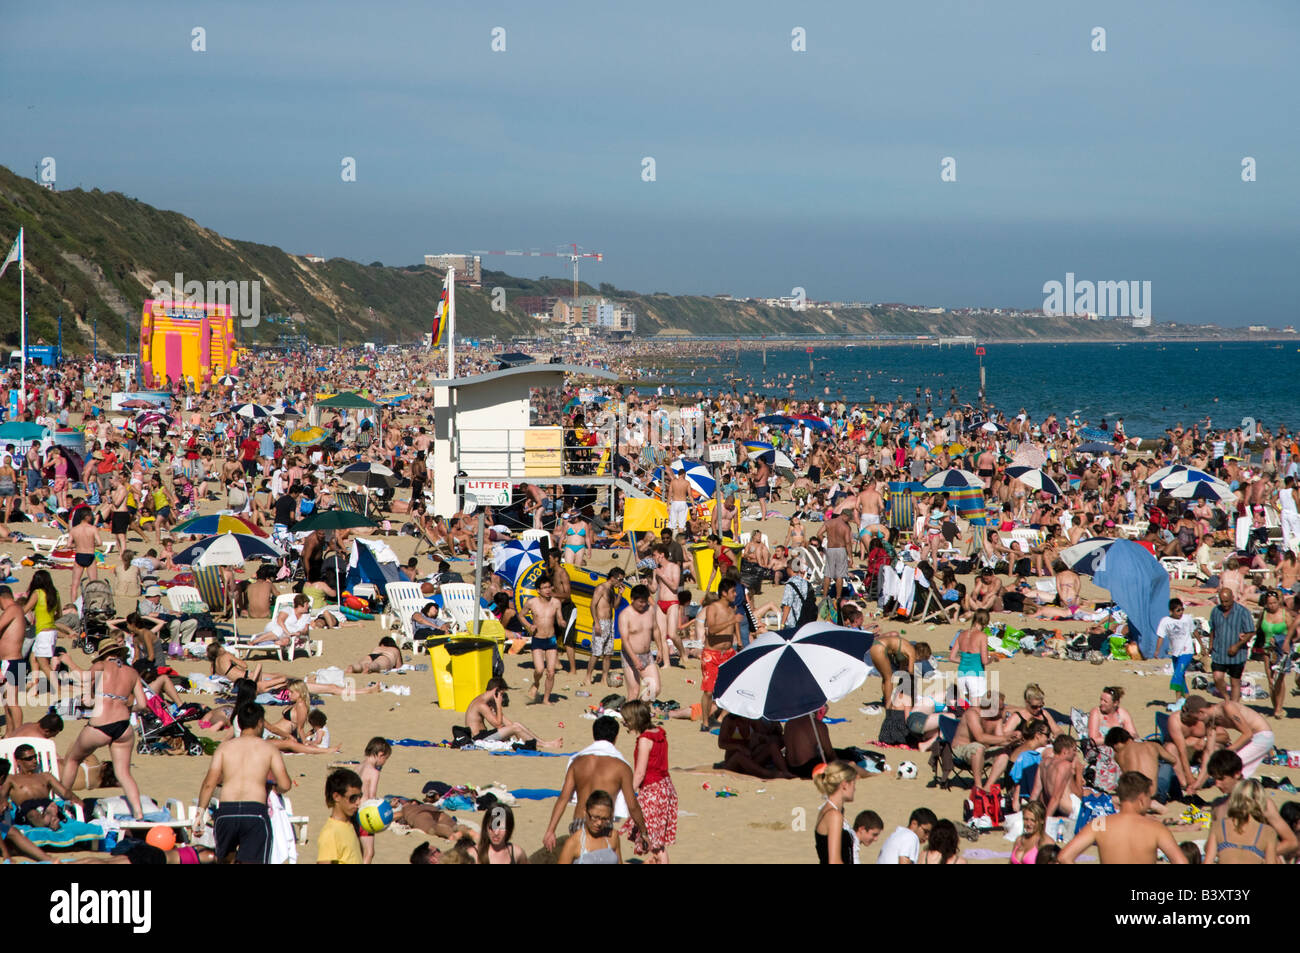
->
[472,244,604,300]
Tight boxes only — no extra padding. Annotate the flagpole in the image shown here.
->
[18,229,25,412]
[447,266,456,379]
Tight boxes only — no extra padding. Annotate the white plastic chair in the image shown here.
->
[166,585,203,613]
[384,581,428,651]
[0,736,57,773]
[439,582,479,630]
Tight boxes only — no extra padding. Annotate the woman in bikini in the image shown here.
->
[260,679,338,754]
[346,636,403,675]
[57,638,148,820]
[561,510,589,568]
[206,641,289,694]
[1010,801,1051,864]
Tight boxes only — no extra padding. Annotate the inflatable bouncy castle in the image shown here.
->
[139,299,238,390]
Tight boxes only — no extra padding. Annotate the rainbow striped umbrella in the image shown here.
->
[171,514,268,538]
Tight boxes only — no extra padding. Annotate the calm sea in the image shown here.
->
[648,341,1300,437]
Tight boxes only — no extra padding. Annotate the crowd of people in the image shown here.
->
[0,339,1297,865]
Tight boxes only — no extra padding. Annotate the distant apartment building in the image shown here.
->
[514,295,559,319]
[1248,325,1270,332]
[423,253,483,286]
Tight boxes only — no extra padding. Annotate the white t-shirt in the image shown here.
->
[876,825,921,864]
[1156,615,1196,657]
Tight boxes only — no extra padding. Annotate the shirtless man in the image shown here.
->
[856,478,885,556]
[618,584,660,701]
[1179,695,1275,791]
[718,713,795,779]
[1106,728,1186,814]
[519,482,549,530]
[523,579,562,705]
[584,567,622,687]
[1059,771,1188,865]
[822,509,853,605]
[951,692,1017,794]
[1,744,85,830]
[541,716,649,852]
[652,545,684,664]
[194,702,292,864]
[976,445,996,488]
[240,566,278,619]
[68,508,99,604]
[667,470,691,532]
[700,578,740,730]
[463,677,561,748]
[742,532,771,569]
[546,550,578,676]
[0,585,26,730]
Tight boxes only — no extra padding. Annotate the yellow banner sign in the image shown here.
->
[623,498,668,533]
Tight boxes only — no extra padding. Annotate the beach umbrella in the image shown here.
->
[1088,539,1171,658]
[788,414,832,432]
[133,411,175,431]
[1059,537,1118,575]
[1145,465,1220,491]
[1074,441,1115,455]
[292,509,380,532]
[1004,465,1063,498]
[234,403,274,420]
[980,421,1008,433]
[272,405,303,420]
[670,458,716,499]
[173,532,284,636]
[748,446,796,470]
[171,514,268,538]
[714,622,874,763]
[920,468,985,491]
[216,374,238,386]
[755,414,796,428]
[1168,480,1235,506]
[317,392,381,410]
[1011,445,1048,468]
[493,538,545,588]
[337,461,399,489]
[289,426,329,446]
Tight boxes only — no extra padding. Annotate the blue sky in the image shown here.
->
[2,0,1297,323]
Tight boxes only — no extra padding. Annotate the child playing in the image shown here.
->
[1154,597,1196,712]
[557,790,621,865]
[618,699,677,863]
[317,768,363,864]
[359,737,392,864]
[303,710,330,749]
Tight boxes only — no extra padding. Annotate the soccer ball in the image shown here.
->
[897,761,918,780]
[358,798,394,833]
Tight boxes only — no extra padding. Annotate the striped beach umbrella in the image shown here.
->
[714,621,874,723]
[1168,480,1235,506]
[1145,465,1222,491]
[234,403,274,420]
[174,532,283,567]
[493,538,545,588]
[171,514,268,538]
[1060,537,1117,575]
[920,468,985,491]
[670,458,716,499]
[216,374,238,386]
[1004,465,1063,498]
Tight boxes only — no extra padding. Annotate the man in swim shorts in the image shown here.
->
[667,470,690,531]
[700,579,740,729]
[618,585,660,701]
[584,567,623,687]
[524,578,561,705]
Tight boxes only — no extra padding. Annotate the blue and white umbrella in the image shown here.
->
[1145,465,1221,491]
[920,468,985,491]
[493,538,544,588]
[1004,465,1063,498]
[669,458,716,500]
[216,374,238,386]
[714,621,873,723]
[173,531,284,567]
[234,402,274,420]
[1059,537,1117,575]
[1168,480,1235,505]
[748,446,796,471]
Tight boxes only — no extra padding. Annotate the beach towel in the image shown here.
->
[509,788,565,800]
[568,740,631,818]
[267,790,298,864]
[18,820,105,848]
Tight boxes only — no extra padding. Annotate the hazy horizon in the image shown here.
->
[2,0,1297,324]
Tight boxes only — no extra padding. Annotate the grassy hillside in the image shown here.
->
[0,164,1199,354]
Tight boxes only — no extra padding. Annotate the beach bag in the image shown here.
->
[792,578,820,628]
[964,783,1004,826]
[1074,791,1117,836]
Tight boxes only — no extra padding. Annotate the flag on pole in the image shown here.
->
[0,231,19,281]
[431,274,449,346]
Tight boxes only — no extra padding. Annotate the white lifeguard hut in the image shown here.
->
[428,360,641,517]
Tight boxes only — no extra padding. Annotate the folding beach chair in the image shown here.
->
[927,714,974,790]
[192,566,228,619]
[887,482,915,534]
